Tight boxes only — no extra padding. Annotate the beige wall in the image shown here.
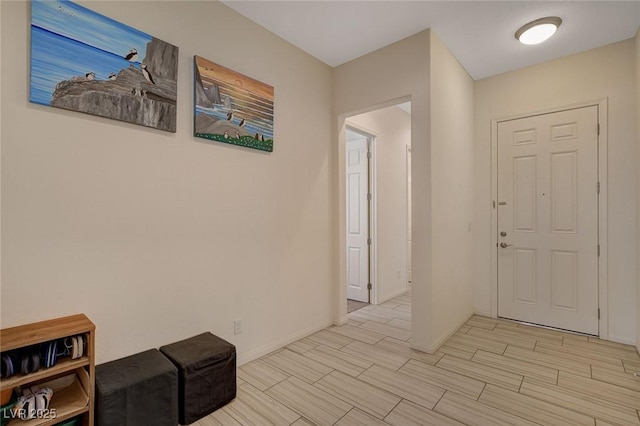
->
[475,40,637,344]
[0,1,334,364]
[333,31,433,350]
[334,30,475,352]
[636,27,640,351]
[347,106,411,303]
[429,32,475,347]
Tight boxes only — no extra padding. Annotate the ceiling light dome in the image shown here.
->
[515,17,562,45]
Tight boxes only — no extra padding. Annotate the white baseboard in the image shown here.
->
[411,312,473,354]
[335,316,349,326]
[409,341,433,354]
[607,334,635,346]
[237,320,333,366]
[474,310,492,318]
[376,288,409,305]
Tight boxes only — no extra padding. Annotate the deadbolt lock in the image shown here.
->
[500,231,507,237]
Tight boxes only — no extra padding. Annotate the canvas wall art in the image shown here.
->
[30,0,179,132]
[194,56,274,152]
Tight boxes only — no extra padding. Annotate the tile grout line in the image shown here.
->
[396,358,412,372]
[382,397,404,422]
[477,382,488,401]
[432,389,448,409]
[330,407,354,425]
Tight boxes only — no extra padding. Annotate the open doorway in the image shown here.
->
[344,101,411,314]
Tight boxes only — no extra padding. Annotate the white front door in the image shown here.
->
[346,138,369,302]
[497,106,599,335]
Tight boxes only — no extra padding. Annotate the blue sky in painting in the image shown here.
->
[32,0,151,60]
[30,0,153,105]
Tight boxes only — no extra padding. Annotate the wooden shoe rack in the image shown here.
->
[1,314,95,426]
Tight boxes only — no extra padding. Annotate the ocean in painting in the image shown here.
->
[194,56,274,152]
[195,105,273,141]
[30,0,179,132]
[30,0,151,106]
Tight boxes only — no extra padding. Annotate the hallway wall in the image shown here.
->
[334,30,475,353]
[428,32,475,347]
[1,0,334,364]
[333,31,433,350]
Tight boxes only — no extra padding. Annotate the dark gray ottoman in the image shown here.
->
[96,349,178,426]
[160,332,236,425]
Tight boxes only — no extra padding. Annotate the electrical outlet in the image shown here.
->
[234,319,242,335]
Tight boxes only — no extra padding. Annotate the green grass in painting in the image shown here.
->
[196,133,273,152]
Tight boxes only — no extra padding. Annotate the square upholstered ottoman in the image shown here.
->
[95,349,178,426]
[160,332,236,425]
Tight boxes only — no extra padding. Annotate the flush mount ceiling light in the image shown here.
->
[515,16,562,45]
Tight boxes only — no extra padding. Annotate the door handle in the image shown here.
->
[500,242,513,248]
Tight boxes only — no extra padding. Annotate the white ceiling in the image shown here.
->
[222,1,640,80]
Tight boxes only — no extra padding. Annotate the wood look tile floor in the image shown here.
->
[195,292,640,425]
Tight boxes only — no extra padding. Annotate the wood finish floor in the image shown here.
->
[195,292,640,425]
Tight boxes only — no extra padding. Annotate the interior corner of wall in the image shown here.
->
[428,311,473,353]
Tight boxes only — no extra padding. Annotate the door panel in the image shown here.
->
[346,138,369,302]
[497,106,598,335]
[514,155,536,232]
[550,250,577,310]
[514,248,536,304]
[551,151,577,232]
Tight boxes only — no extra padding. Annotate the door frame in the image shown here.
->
[345,124,378,306]
[490,98,609,339]
[406,145,412,285]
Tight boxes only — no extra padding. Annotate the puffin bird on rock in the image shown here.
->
[124,48,138,63]
[108,72,117,81]
[238,117,246,127]
[85,72,96,81]
[140,64,156,85]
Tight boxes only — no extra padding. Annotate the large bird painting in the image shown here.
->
[30,0,179,132]
[194,56,274,152]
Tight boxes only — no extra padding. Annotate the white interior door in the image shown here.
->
[497,106,599,335]
[346,138,369,302]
